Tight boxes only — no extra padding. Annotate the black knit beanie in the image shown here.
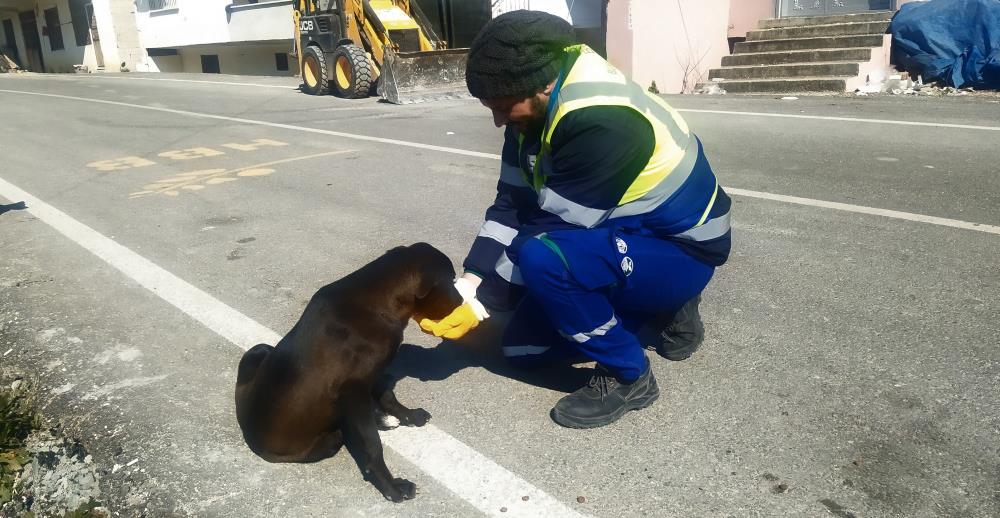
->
[466,10,578,100]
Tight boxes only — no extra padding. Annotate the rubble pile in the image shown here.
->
[0,50,22,73]
[854,72,989,97]
[1,429,104,516]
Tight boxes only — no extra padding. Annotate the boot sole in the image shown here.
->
[656,332,704,361]
[657,341,701,361]
[549,387,660,429]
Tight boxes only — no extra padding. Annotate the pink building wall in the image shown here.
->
[729,0,775,38]
[607,0,732,94]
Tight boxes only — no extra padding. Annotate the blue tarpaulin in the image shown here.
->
[891,0,1000,89]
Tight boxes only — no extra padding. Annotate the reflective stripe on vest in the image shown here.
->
[529,45,706,228]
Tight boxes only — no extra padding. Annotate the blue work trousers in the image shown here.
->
[502,228,714,382]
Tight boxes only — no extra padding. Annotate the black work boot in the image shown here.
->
[550,362,659,429]
[639,296,705,361]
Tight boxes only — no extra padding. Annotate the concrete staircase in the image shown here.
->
[702,11,895,94]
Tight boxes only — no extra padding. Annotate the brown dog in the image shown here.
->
[234,243,463,502]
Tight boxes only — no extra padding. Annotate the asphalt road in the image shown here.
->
[0,72,997,518]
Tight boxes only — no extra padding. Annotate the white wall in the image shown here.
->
[146,52,180,72]
[136,0,291,48]
[170,43,296,76]
[492,0,603,28]
[227,1,293,42]
[108,0,143,71]
[135,0,231,49]
[96,0,126,70]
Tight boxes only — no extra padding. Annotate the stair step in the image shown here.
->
[735,34,886,53]
[709,62,860,81]
[698,77,849,94]
[722,47,873,67]
[747,20,890,41]
[758,11,894,29]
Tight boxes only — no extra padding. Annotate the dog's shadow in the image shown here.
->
[390,312,594,393]
[0,201,27,216]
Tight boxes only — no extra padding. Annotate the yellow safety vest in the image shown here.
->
[523,45,714,229]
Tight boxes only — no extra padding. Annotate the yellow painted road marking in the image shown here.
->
[158,147,226,161]
[9,89,996,234]
[221,139,289,152]
[87,156,156,172]
[129,149,355,198]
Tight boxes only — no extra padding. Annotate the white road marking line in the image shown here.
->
[0,89,499,160]
[2,88,997,235]
[21,73,299,90]
[676,108,1000,132]
[727,188,1000,235]
[0,177,587,518]
[7,78,996,131]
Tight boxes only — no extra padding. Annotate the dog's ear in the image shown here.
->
[415,263,440,299]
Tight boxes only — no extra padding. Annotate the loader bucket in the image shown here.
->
[377,47,470,105]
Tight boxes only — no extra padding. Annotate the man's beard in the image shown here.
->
[520,95,549,133]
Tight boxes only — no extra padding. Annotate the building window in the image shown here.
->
[201,54,220,73]
[147,48,178,57]
[44,8,64,51]
[136,0,178,11]
[69,0,91,46]
[275,53,289,71]
[2,18,16,52]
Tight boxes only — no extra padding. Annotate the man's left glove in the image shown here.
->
[419,277,489,340]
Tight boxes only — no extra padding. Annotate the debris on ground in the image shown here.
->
[694,83,727,95]
[0,373,105,517]
[854,71,992,97]
[0,51,22,73]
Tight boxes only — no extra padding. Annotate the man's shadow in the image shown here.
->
[390,311,595,393]
[0,201,27,216]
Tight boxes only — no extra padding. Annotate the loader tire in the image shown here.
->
[301,45,329,96]
[331,44,373,99]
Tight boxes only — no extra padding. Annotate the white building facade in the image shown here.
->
[0,0,296,75]
[0,0,142,73]
[135,0,295,75]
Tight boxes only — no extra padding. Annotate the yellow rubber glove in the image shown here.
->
[419,302,481,340]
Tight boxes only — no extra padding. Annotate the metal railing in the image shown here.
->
[492,0,530,17]
[135,0,178,12]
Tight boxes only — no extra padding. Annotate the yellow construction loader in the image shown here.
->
[292,0,469,104]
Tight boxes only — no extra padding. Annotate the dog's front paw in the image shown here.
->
[399,408,431,427]
[383,478,417,502]
[375,408,401,430]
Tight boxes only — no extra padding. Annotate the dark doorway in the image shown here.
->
[43,7,64,51]
[201,54,220,73]
[18,11,44,72]
[412,0,491,49]
[2,18,19,67]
